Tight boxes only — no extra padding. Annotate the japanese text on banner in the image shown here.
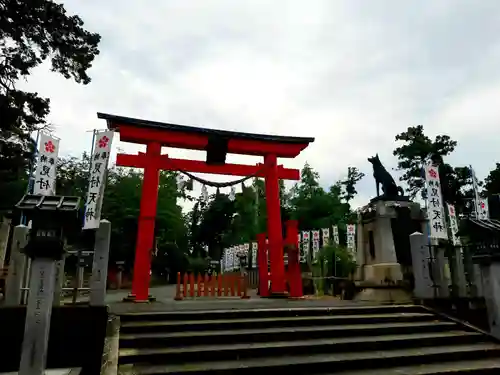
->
[332,225,340,245]
[83,131,114,229]
[33,133,59,196]
[424,165,448,239]
[346,224,356,250]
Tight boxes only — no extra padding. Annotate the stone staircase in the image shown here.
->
[117,305,500,374]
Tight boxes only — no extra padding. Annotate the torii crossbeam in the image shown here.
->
[98,112,314,302]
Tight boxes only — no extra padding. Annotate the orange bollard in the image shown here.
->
[182,273,188,298]
[217,274,222,297]
[241,274,250,299]
[224,275,229,296]
[211,276,216,297]
[197,274,202,297]
[189,273,195,298]
[230,275,236,296]
[204,274,209,296]
[174,272,183,300]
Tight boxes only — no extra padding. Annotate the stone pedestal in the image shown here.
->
[357,198,424,283]
[355,197,425,303]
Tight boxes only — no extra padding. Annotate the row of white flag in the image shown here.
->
[32,131,114,230]
[424,164,489,243]
[221,225,357,272]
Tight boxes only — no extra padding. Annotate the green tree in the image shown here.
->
[393,125,457,198]
[340,167,365,203]
[289,164,352,231]
[484,163,500,196]
[0,0,100,214]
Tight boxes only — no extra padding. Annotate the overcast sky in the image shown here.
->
[20,0,500,209]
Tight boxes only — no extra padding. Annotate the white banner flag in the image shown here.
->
[312,240,320,261]
[83,131,114,229]
[424,165,448,239]
[478,199,489,220]
[447,204,461,246]
[229,247,234,271]
[302,231,310,243]
[332,225,340,245]
[321,228,330,245]
[346,224,356,250]
[302,241,310,263]
[251,242,258,267]
[33,133,59,196]
[312,230,320,242]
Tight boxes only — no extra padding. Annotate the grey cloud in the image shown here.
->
[17,0,500,209]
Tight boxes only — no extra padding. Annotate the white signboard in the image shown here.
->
[33,133,59,196]
[83,131,114,229]
[447,204,461,246]
[424,165,448,239]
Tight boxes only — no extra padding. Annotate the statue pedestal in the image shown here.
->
[355,198,425,303]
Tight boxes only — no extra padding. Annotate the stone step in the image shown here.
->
[333,358,500,374]
[119,304,424,322]
[118,342,500,374]
[120,312,437,334]
[118,331,485,365]
[119,321,460,348]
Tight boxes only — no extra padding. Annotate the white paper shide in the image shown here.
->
[83,131,114,229]
[424,165,448,239]
[33,133,59,196]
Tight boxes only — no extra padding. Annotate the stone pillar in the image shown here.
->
[450,246,467,297]
[433,244,450,298]
[424,223,449,298]
[409,232,434,299]
[480,262,500,339]
[0,216,11,268]
[90,220,111,306]
[472,264,484,297]
[19,257,58,375]
[5,225,29,305]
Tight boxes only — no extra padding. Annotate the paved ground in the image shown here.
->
[97,285,381,314]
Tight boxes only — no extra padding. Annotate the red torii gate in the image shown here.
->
[98,113,314,302]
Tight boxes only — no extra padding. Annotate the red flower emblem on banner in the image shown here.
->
[428,168,437,179]
[44,140,55,153]
[98,136,109,149]
[449,206,455,215]
[481,202,485,209]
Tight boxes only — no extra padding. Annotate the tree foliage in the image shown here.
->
[0,0,100,213]
[393,125,457,199]
[484,163,500,196]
